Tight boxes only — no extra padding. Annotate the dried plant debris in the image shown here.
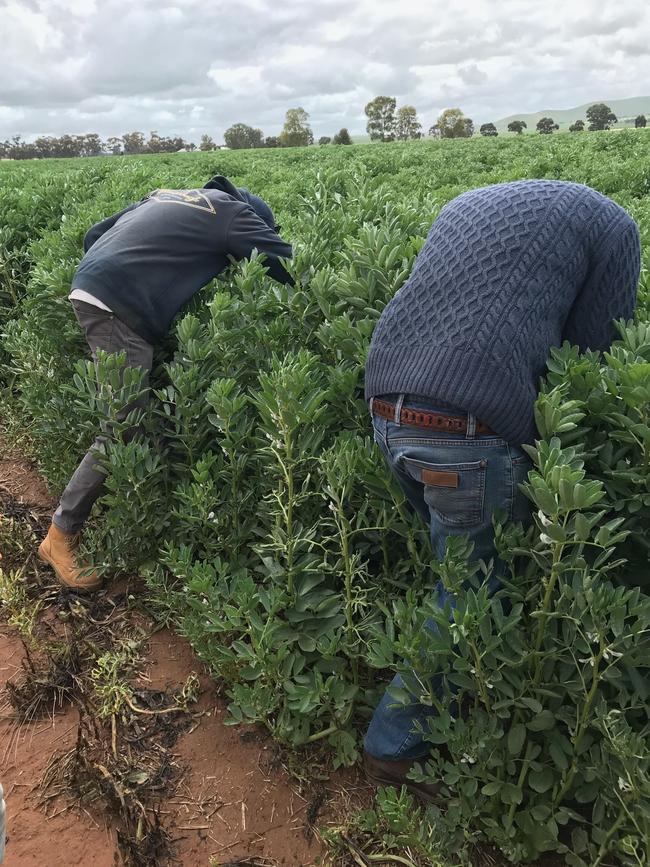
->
[117,810,173,867]
[1,498,200,866]
[6,639,84,722]
[219,859,279,867]
[304,788,328,839]
[126,690,196,749]
[40,701,193,866]
[0,514,38,571]
[0,489,47,534]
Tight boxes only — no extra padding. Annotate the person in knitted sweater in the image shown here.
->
[362,180,641,802]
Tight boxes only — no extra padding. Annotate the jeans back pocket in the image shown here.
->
[400,456,487,527]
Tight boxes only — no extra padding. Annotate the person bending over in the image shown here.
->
[363,179,640,801]
[39,176,293,592]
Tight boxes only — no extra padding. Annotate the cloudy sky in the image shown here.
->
[2,0,648,143]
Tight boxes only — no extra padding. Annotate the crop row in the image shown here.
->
[1,133,649,864]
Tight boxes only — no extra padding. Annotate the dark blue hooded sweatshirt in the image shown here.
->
[72,175,293,344]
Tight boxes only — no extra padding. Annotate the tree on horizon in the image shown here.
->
[536,117,559,134]
[280,107,312,147]
[586,103,617,131]
[333,128,352,145]
[199,134,217,151]
[224,123,264,150]
[395,106,422,140]
[507,120,527,134]
[365,96,397,141]
[122,131,146,154]
[436,108,473,138]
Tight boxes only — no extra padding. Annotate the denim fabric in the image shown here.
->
[364,395,532,761]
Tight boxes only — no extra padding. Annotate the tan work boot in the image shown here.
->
[364,749,443,804]
[38,523,102,592]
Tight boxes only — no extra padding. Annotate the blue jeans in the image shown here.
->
[364,395,532,760]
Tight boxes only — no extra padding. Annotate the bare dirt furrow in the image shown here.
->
[0,434,365,866]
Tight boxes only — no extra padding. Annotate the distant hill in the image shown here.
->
[495,96,650,132]
[350,97,650,142]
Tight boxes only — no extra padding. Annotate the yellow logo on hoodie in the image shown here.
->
[148,189,216,214]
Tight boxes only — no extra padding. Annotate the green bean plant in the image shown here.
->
[2,131,650,862]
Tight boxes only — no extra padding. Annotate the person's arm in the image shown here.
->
[562,218,640,352]
[83,202,140,253]
[226,205,294,285]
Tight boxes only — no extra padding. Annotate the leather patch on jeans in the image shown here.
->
[422,469,459,488]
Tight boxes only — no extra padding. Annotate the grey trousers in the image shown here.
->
[53,300,154,534]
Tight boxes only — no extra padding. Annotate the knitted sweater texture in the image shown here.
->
[365,180,640,444]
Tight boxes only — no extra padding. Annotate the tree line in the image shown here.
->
[1,130,197,160]
[2,100,647,161]
[365,99,648,140]
[222,107,352,149]
[0,107,350,160]
[362,98,476,141]
[512,106,647,136]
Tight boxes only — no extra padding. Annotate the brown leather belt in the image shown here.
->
[372,398,494,436]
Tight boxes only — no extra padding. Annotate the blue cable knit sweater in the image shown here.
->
[365,180,641,444]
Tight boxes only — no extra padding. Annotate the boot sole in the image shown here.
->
[364,768,442,804]
[37,545,101,593]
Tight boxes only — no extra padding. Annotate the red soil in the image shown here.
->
[0,438,369,865]
[143,629,331,866]
[1,627,119,867]
[0,441,53,512]
[0,624,341,866]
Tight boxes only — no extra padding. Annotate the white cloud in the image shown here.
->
[4,2,63,52]
[0,0,648,142]
[0,106,25,124]
[208,65,264,92]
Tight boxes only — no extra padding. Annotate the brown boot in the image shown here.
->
[38,523,102,592]
[363,749,443,804]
